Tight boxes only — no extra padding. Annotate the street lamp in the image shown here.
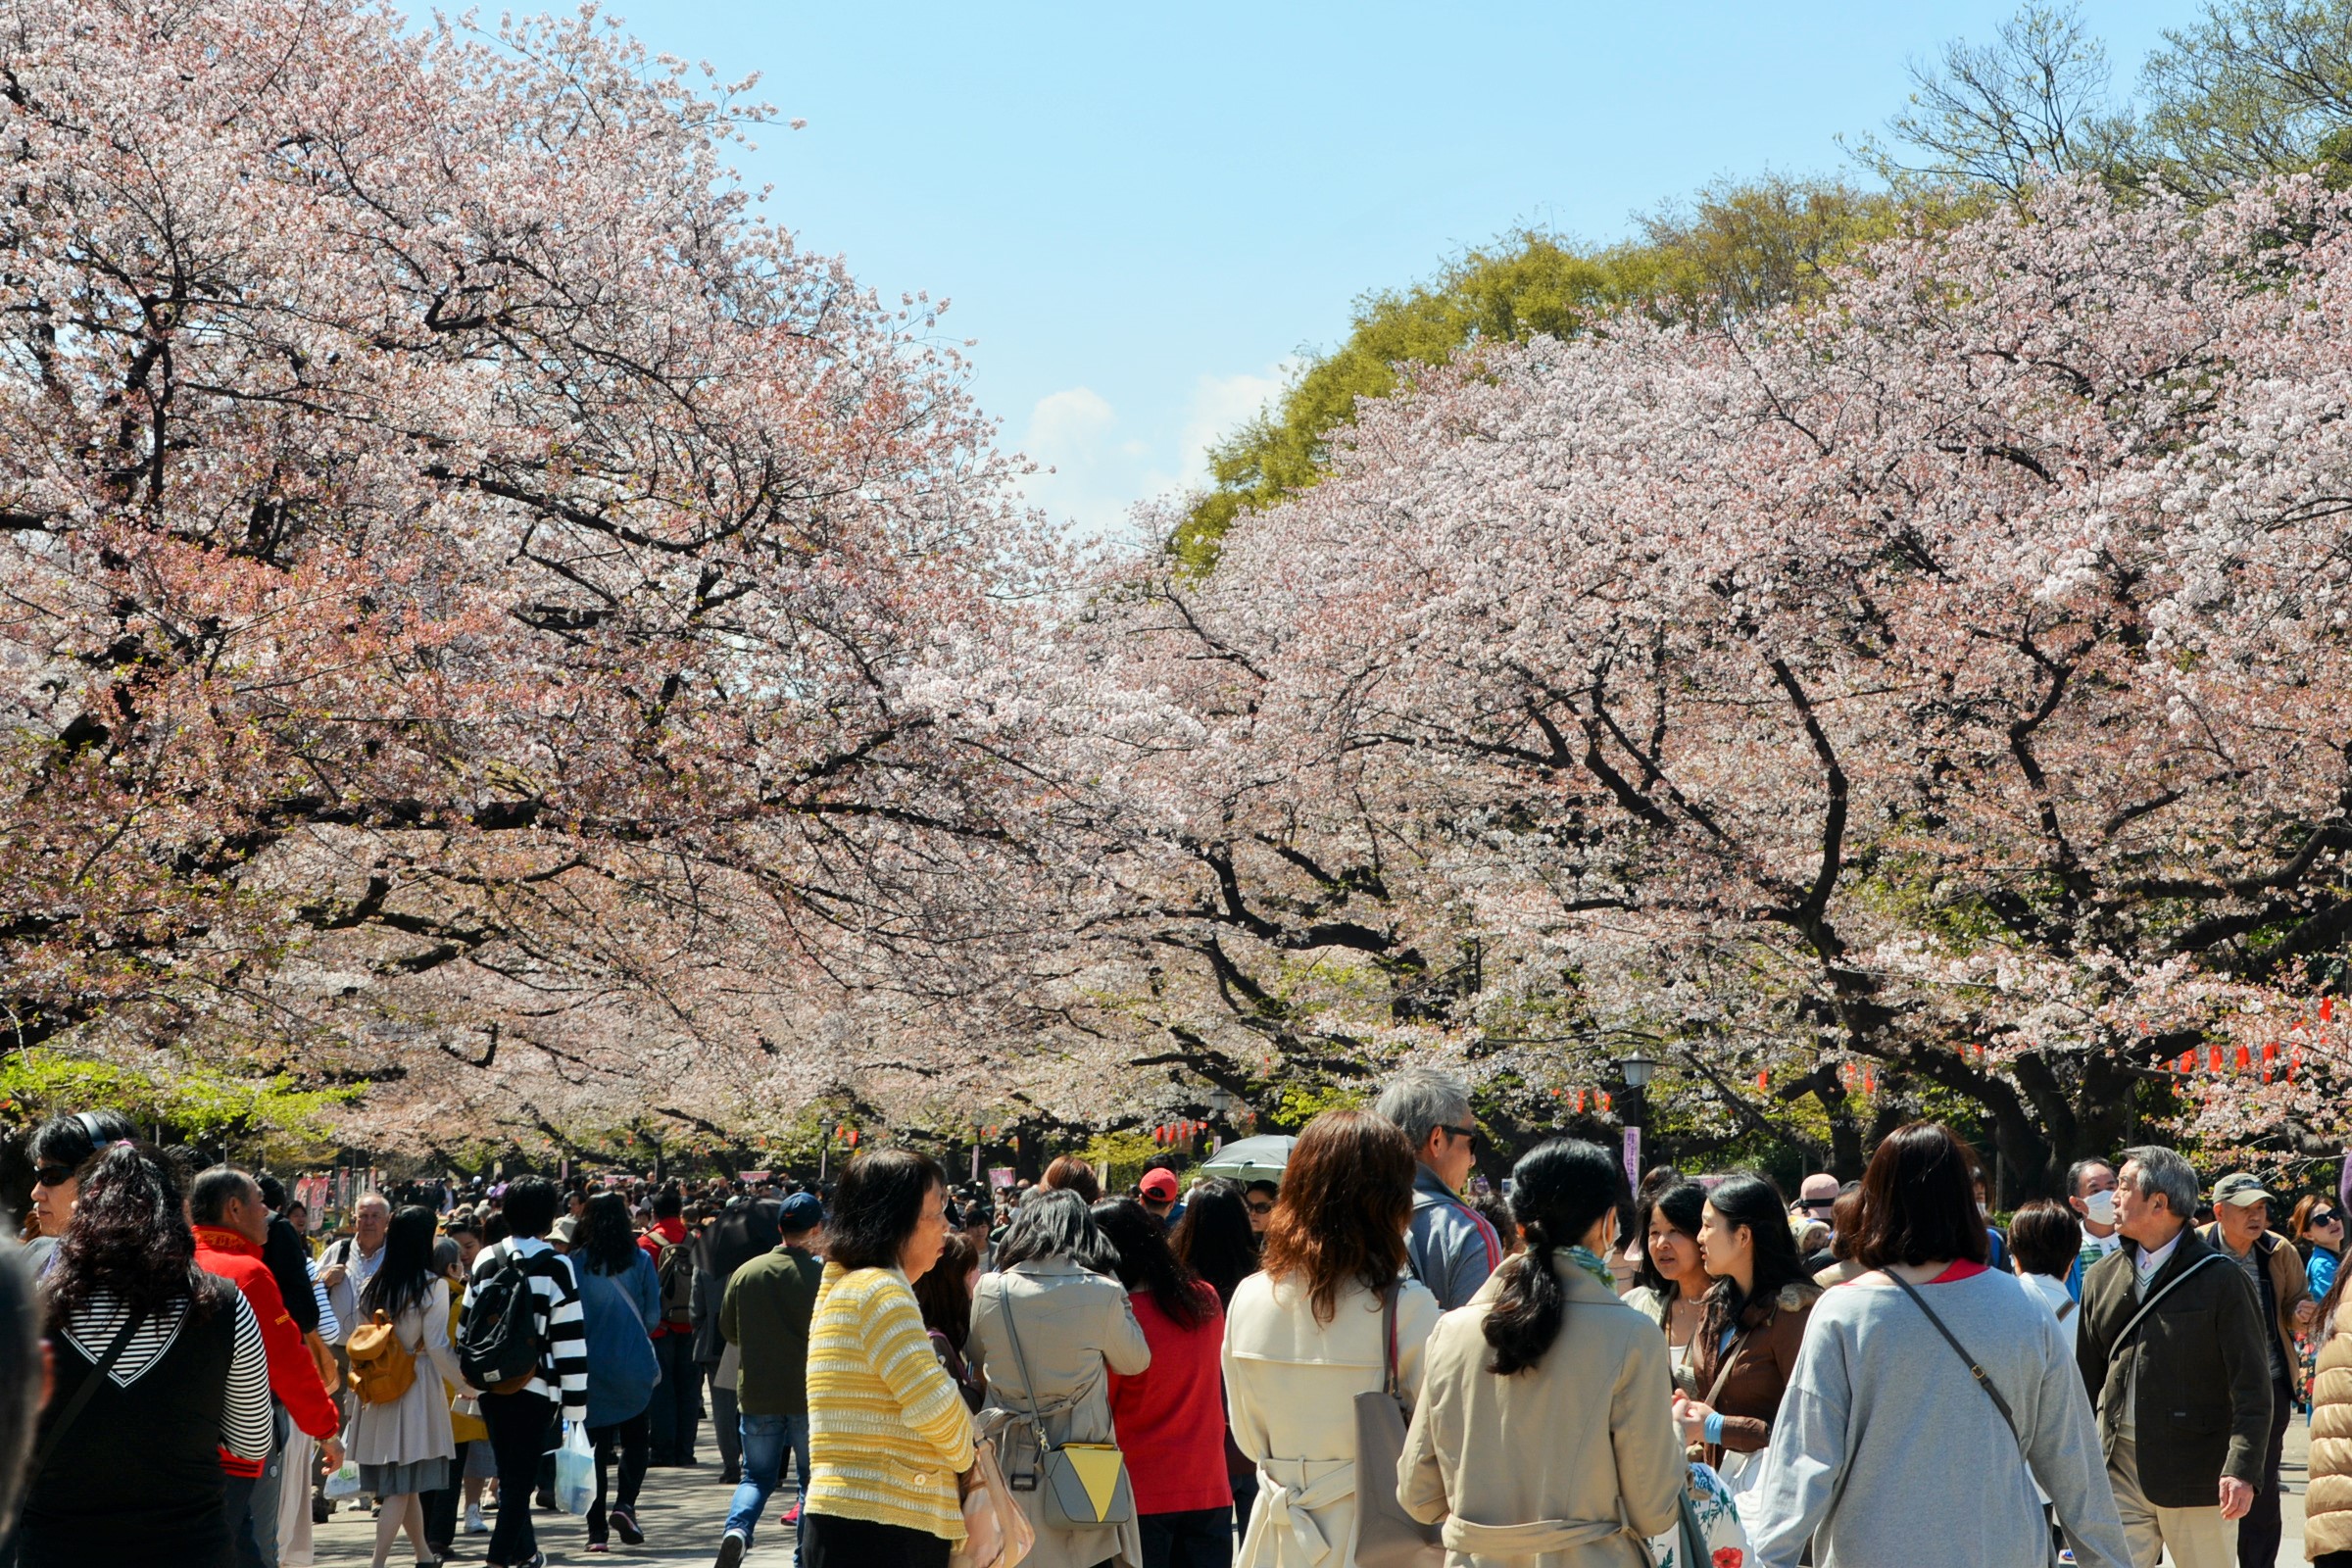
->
[1616,1054,1663,1188]
[1203,1084,1237,1151]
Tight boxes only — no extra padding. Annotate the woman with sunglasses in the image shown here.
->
[2295,1194,2346,1301]
[23,1111,138,1277]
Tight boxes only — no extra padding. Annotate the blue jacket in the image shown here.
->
[1405,1163,1502,1311]
[578,1249,662,1427]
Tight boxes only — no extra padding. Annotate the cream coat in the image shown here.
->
[1399,1260,1683,1568]
[1223,1271,1442,1568]
[2310,1308,2352,1558]
[346,1278,468,1468]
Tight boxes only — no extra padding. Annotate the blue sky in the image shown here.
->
[590,1,2206,542]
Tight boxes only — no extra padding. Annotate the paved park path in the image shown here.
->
[311,1409,2319,1566]
[313,1459,801,1567]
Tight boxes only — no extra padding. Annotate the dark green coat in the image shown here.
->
[718,1244,821,1416]
[2076,1225,2273,1507]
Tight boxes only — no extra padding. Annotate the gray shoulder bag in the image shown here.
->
[993,1277,1135,1532]
[1352,1280,1445,1568]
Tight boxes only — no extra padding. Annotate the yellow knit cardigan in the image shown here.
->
[805,1261,976,1540]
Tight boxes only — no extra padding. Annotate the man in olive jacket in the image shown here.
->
[2078,1146,2273,1568]
[711,1192,824,1568]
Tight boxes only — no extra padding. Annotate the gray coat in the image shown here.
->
[969,1258,1152,1568]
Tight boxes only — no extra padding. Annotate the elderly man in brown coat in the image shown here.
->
[2197,1171,2314,1568]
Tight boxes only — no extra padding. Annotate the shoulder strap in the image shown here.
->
[2056,1298,2077,1323]
[1380,1278,1401,1399]
[1886,1272,2021,1447]
[1702,1319,1750,1408]
[32,1309,146,1479]
[991,1276,1053,1439]
[2105,1252,2227,1356]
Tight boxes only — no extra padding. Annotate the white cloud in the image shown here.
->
[1178,363,1292,486]
[1014,361,1295,547]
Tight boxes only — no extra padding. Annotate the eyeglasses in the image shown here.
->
[32,1163,74,1189]
[2316,1211,2343,1227]
[1797,1199,1836,1212]
[1439,1122,1480,1145]
[1246,1200,1276,1215]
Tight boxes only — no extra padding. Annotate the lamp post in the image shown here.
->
[1204,1084,1237,1151]
[1617,1054,1662,1190]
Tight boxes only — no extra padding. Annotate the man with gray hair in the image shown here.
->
[1372,1065,1501,1310]
[2077,1144,2272,1568]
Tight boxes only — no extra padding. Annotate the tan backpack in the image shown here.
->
[347,1310,418,1405]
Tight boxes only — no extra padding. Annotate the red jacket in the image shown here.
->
[639,1217,688,1338]
[195,1225,341,1470]
[1106,1285,1231,1514]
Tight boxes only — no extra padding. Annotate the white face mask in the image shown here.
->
[2083,1189,2117,1227]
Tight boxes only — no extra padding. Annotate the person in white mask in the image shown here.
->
[2067,1159,2122,1298]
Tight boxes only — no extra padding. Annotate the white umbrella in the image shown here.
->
[1197,1134,1296,1185]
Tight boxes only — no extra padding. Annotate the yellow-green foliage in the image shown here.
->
[1171,175,1902,573]
[0,1049,357,1163]
[1082,1128,1166,1196]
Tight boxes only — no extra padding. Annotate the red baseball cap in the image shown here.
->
[1139,1169,1180,1201]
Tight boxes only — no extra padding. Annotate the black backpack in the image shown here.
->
[654,1235,695,1328]
[458,1249,545,1394]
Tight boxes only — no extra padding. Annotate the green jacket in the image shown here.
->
[719,1244,822,1416]
[2077,1224,2273,1507]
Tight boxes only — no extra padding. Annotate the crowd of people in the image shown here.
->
[2,1073,2349,1568]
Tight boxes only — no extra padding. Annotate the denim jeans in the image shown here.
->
[725,1412,810,1551]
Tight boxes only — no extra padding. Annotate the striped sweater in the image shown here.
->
[466,1236,588,1422]
[806,1263,975,1540]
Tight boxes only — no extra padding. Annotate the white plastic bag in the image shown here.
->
[323,1458,362,1500]
[552,1420,595,1516]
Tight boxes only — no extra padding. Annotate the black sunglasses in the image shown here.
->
[2316,1210,2342,1227]
[33,1163,74,1188]
[1440,1122,1480,1145]
[1246,1199,1275,1214]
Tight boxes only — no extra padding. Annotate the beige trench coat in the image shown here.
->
[969,1258,1152,1568]
[1223,1271,1443,1568]
[1398,1259,1683,1567]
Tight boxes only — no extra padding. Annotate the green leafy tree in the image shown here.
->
[1172,177,1895,573]
[2143,0,2352,194]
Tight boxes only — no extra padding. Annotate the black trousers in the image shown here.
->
[1141,1506,1233,1568]
[647,1334,701,1462]
[801,1511,952,1568]
[586,1411,650,1543]
[419,1440,470,1550]
[2240,1375,2294,1568]
[480,1389,554,1566]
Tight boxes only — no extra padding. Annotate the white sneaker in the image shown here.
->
[464,1503,488,1534]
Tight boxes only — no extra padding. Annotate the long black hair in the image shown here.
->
[42,1142,214,1325]
[360,1205,441,1320]
[1093,1198,1213,1330]
[579,1192,642,1278]
[1169,1178,1257,1306]
[1483,1139,1622,1376]
[1698,1173,1810,1342]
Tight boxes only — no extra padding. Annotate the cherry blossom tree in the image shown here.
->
[0,0,1074,1139]
[1044,173,2352,1191]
